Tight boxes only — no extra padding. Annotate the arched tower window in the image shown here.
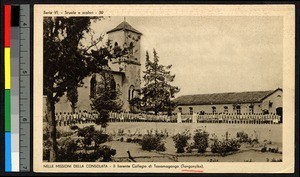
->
[128,85,135,101]
[90,75,96,98]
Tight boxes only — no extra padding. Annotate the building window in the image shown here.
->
[236,105,241,115]
[90,75,96,98]
[269,101,273,107]
[128,85,134,101]
[129,42,134,56]
[189,107,193,115]
[212,106,216,114]
[224,106,228,113]
[131,89,135,99]
[249,105,254,114]
[178,107,182,113]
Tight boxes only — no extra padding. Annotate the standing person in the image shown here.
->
[73,112,78,124]
[62,112,66,126]
[88,112,92,123]
[78,110,82,124]
[66,112,70,126]
[57,112,62,126]
[55,113,59,126]
[89,112,92,123]
[93,112,97,123]
[83,110,87,124]
[73,112,76,124]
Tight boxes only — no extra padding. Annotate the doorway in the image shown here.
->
[276,107,283,123]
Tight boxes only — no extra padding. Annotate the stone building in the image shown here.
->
[54,20,142,113]
[173,88,283,120]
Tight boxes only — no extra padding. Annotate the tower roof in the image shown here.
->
[107,21,142,35]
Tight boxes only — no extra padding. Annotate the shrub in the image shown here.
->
[43,139,51,161]
[56,125,115,162]
[95,110,109,128]
[61,131,74,138]
[70,125,79,130]
[57,138,79,162]
[126,138,133,143]
[237,131,259,144]
[268,147,279,153]
[95,145,116,162]
[118,129,124,136]
[186,144,193,153]
[56,130,62,139]
[107,135,113,142]
[271,158,282,162]
[156,142,166,152]
[43,132,50,141]
[93,131,109,145]
[133,138,142,144]
[261,146,267,152]
[172,130,191,153]
[193,129,209,153]
[211,138,241,156]
[141,133,166,151]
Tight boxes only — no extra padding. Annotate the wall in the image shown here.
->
[174,103,264,115]
[108,29,142,112]
[261,89,283,114]
[107,31,125,48]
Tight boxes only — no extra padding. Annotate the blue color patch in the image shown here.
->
[5,132,12,172]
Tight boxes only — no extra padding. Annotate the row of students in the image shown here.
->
[55,111,98,126]
[195,112,280,121]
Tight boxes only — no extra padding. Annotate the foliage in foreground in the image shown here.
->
[172,130,191,153]
[236,131,259,144]
[193,129,210,153]
[211,138,241,156]
[140,130,166,152]
[44,125,116,162]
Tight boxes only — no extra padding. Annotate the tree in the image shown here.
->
[130,49,180,115]
[91,71,123,128]
[66,86,78,113]
[43,17,124,161]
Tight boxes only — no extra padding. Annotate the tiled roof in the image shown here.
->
[107,21,142,35]
[174,89,282,105]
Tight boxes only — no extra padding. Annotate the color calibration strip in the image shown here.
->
[4,4,29,172]
[4,4,12,172]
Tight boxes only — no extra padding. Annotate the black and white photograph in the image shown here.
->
[34,5,295,173]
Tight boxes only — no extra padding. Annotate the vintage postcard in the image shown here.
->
[33,5,295,173]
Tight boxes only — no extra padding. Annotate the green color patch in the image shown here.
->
[5,89,10,132]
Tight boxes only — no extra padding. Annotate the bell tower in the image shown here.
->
[107,19,142,111]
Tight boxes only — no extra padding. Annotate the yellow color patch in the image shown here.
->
[5,48,10,89]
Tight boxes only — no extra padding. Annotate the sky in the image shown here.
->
[87,16,283,97]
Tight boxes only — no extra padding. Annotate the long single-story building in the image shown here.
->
[173,88,283,120]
